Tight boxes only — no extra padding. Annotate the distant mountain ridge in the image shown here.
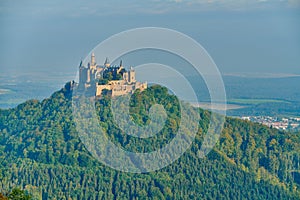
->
[223,72,300,78]
[1,74,300,117]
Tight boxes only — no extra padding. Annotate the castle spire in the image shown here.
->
[91,52,96,66]
[104,57,110,67]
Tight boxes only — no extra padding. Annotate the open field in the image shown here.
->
[228,98,290,105]
[192,102,246,111]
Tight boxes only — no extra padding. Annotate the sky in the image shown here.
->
[0,0,300,75]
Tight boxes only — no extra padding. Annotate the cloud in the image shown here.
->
[288,0,300,7]
[0,0,298,19]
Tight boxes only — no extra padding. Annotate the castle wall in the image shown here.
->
[129,70,135,83]
[112,84,134,96]
[109,80,126,86]
[96,84,112,96]
[96,81,147,97]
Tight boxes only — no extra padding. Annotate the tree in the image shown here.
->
[8,188,32,200]
[0,192,8,200]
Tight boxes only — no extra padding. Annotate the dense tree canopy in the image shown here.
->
[0,83,299,199]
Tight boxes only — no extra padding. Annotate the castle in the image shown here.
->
[78,53,147,97]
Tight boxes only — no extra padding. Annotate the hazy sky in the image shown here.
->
[1,0,300,75]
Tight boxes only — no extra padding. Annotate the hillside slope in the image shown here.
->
[0,83,299,199]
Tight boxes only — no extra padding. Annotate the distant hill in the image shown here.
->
[0,83,299,199]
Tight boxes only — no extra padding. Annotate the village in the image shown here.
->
[240,116,300,131]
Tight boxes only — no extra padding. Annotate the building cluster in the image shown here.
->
[241,116,300,131]
[78,53,147,97]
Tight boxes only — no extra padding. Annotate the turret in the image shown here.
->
[128,66,135,83]
[91,53,96,66]
[104,57,110,67]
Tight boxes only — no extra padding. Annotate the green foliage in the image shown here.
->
[0,83,299,199]
[98,71,122,85]
[7,188,31,200]
[98,79,109,85]
[0,188,32,200]
[115,73,122,80]
[103,72,113,81]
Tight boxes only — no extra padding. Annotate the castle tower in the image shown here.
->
[89,52,97,71]
[91,53,96,66]
[128,66,136,83]
[79,61,88,88]
[123,72,128,82]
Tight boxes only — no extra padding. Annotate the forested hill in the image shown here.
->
[0,83,299,199]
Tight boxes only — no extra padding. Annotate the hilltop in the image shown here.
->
[0,83,299,199]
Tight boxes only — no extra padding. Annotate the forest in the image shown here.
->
[0,82,299,199]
